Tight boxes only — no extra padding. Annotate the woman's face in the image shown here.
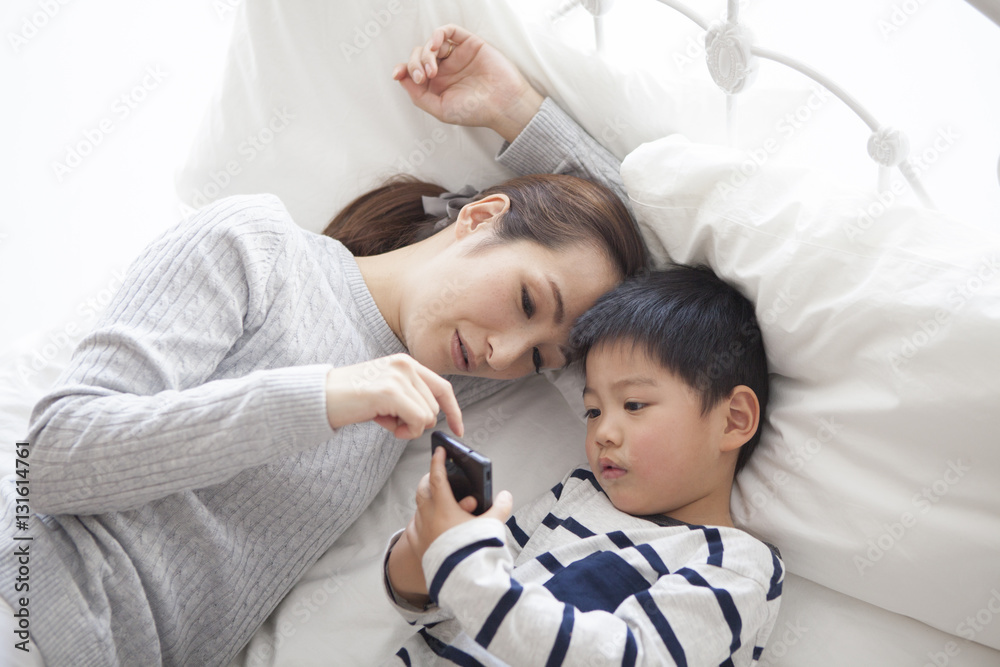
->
[401,233,619,380]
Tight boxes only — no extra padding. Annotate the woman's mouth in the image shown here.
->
[452,330,473,372]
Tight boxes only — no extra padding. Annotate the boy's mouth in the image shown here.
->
[598,458,627,480]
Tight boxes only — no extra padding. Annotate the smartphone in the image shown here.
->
[431,431,493,515]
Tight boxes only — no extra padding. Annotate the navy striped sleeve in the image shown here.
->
[419,629,486,667]
[607,530,634,550]
[506,516,530,548]
[428,538,504,602]
[767,551,784,601]
[675,567,742,654]
[537,552,564,575]
[622,628,638,667]
[545,604,575,667]
[541,513,596,538]
[636,543,670,577]
[702,527,725,566]
[636,589,687,666]
[570,467,603,492]
[474,580,524,649]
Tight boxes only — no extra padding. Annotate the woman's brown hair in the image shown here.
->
[323,173,647,279]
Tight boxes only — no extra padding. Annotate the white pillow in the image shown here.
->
[621,135,1000,651]
[174,0,812,232]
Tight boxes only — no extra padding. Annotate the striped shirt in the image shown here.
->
[385,466,784,666]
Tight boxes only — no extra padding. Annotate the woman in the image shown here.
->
[0,26,643,667]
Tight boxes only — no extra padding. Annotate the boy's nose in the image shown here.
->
[594,420,622,450]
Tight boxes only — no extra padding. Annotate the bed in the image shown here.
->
[3,0,1000,665]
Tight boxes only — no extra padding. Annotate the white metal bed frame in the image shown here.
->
[571,0,946,208]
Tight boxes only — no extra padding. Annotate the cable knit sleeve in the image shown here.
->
[27,195,336,515]
[495,97,630,214]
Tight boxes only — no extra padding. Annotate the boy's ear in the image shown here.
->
[720,385,760,452]
[454,194,510,239]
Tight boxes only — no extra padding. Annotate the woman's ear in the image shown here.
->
[720,385,760,452]
[454,194,510,239]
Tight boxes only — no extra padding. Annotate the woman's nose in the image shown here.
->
[486,335,531,374]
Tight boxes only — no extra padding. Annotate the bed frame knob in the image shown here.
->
[705,20,758,95]
[867,126,910,167]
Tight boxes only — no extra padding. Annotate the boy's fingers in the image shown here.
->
[482,490,513,522]
[415,472,432,503]
[457,496,478,513]
[428,447,459,504]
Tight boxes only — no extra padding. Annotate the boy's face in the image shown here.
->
[582,341,734,523]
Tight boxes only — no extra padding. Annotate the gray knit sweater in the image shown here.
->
[0,99,628,666]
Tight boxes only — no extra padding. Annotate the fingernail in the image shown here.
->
[413,69,423,84]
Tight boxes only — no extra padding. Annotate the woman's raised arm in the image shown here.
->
[394,25,630,210]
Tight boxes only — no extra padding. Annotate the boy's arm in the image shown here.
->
[423,529,785,665]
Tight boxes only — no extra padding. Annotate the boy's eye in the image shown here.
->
[584,408,601,419]
[532,347,542,374]
[624,401,645,412]
[521,285,535,318]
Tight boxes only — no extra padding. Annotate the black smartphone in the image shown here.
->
[431,431,493,515]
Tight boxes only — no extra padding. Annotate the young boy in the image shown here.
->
[383,265,783,666]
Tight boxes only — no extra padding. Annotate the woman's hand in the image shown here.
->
[324,353,463,439]
[392,24,545,143]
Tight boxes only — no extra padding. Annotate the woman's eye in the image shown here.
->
[521,285,535,318]
[584,408,601,419]
[624,401,645,412]
[532,347,542,373]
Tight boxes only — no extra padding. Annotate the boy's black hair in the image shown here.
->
[569,264,769,475]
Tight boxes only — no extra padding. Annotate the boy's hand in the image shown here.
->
[392,24,544,143]
[407,447,513,565]
[388,448,512,607]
